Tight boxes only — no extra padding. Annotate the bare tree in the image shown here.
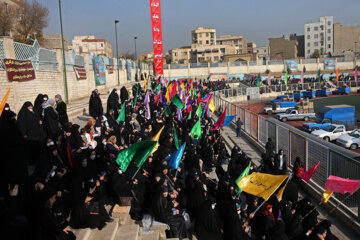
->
[120,52,136,60]
[0,3,16,36]
[14,0,49,44]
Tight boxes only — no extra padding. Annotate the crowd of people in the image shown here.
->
[0,77,339,240]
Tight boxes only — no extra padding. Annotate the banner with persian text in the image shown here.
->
[3,59,36,81]
[73,65,87,80]
[150,0,164,75]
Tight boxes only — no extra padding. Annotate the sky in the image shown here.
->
[40,0,360,55]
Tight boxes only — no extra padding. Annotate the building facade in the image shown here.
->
[269,36,298,60]
[253,46,270,61]
[290,34,304,58]
[216,35,248,54]
[42,34,69,50]
[304,16,334,58]
[333,23,360,56]
[191,45,236,63]
[191,27,216,47]
[72,36,113,57]
[247,42,256,54]
[169,47,191,64]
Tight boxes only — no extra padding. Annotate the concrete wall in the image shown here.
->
[0,38,148,113]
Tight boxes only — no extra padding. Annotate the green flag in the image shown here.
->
[133,87,139,106]
[165,106,172,116]
[187,112,192,120]
[256,73,261,87]
[195,105,202,118]
[116,141,157,172]
[317,69,321,82]
[191,120,202,139]
[174,128,180,150]
[171,94,184,109]
[284,71,288,85]
[117,103,125,123]
[155,84,161,94]
[235,161,252,193]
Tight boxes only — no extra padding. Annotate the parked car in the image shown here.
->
[277,109,316,122]
[264,102,297,115]
[311,124,351,142]
[336,129,360,150]
[303,118,332,132]
[332,87,351,95]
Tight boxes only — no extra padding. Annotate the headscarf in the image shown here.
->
[55,94,63,103]
[42,98,57,116]
[263,204,275,222]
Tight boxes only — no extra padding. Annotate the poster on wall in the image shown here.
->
[106,65,114,74]
[126,61,132,80]
[94,56,106,85]
[324,59,336,70]
[73,65,87,80]
[3,59,36,81]
[286,61,298,71]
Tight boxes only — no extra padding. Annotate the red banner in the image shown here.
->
[3,59,36,81]
[150,0,163,75]
[73,65,87,80]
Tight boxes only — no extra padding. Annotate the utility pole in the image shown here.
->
[134,36,138,80]
[115,20,120,85]
[58,0,68,103]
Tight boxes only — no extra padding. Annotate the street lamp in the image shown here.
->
[134,36,138,81]
[355,41,358,58]
[58,0,68,103]
[115,20,120,85]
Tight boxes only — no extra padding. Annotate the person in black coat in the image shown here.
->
[55,94,69,127]
[275,149,288,175]
[107,89,120,118]
[34,94,46,121]
[89,90,103,119]
[265,138,274,159]
[43,98,61,140]
[120,86,129,104]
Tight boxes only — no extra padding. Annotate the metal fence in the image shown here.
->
[213,94,360,221]
[65,50,84,71]
[0,40,5,69]
[13,40,58,72]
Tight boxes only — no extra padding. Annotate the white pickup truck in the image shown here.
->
[277,109,316,122]
[311,124,351,142]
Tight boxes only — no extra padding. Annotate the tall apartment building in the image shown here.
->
[269,36,298,60]
[333,23,360,56]
[304,16,334,58]
[72,36,113,57]
[169,46,191,64]
[191,27,216,47]
[253,46,270,61]
[216,35,248,54]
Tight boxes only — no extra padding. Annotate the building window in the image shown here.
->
[314,42,318,47]
[206,40,209,44]
[328,21,331,26]
[199,41,202,44]
[220,48,225,53]
[214,56,219,61]
[264,49,266,53]
[206,33,209,37]
[328,44,331,49]
[328,36,331,41]
[327,29,331,33]
[100,43,104,48]
[174,52,178,57]
[198,33,202,38]
[206,57,210,61]
[307,27,310,32]
[314,26,318,31]
[211,33,214,38]
[307,35,310,39]
[314,34,318,39]
[307,43,310,47]
[307,50,310,54]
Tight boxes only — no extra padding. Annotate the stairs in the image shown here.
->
[71,205,169,240]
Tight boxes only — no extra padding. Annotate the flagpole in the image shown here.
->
[253,200,266,214]
[132,167,142,180]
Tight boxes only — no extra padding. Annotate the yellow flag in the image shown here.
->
[237,172,288,201]
[276,185,286,202]
[144,78,147,91]
[165,88,171,103]
[151,126,165,153]
[209,99,216,113]
[0,88,11,116]
[321,190,333,203]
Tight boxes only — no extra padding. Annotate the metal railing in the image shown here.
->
[0,40,5,69]
[213,94,360,221]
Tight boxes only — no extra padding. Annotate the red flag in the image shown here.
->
[149,0,164,75]
[170,81,177,99]
[200,94,212,104]
[205,94,213,117]
[325,175,360,194]
[300,161,320,183]
[155,91,161,105]
[211,108,227,130]
[66,139,74,169]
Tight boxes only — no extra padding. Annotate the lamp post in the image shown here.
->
[355,41,358,58]
[134,36,138,81]
[58,0,68,103]
[115,20,120,85]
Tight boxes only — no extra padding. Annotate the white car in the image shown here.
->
[336,129,360,150]
[311,124,351,142]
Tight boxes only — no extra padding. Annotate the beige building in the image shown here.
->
[169,46,191,64]
[333,23,360,56]
[191,27,216,47]
[72,36,113,57]
[216,35,247,54]
[42,34,69,50]
[269,36,298,60]
[254,46,270,61]
[191,44,236,63]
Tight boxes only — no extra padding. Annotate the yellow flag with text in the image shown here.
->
[276,185,286,201]
[151,126,165,153]
[321,190,333,203]
[237,172,288,201]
